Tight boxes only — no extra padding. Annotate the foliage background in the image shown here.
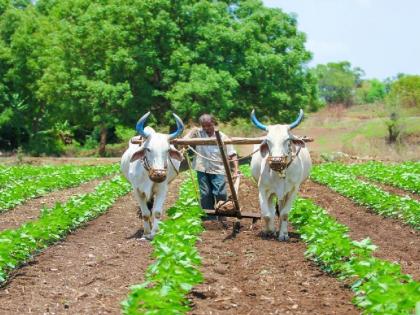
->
[0,0,320,155]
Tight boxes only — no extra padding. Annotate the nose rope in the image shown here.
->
[141,149,180,178]
[141,154,151,172]
[267,140,303,173]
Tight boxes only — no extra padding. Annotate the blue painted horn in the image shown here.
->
[136,112,184,139]
[289,109,304,130]
[250,109,268,131]
[168,113,184,140]
[136,112,151,138]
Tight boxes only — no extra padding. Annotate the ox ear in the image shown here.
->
[130,148,146,163]
[169,147,184,161]
[260,141,269,158]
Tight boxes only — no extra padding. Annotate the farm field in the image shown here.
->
[1,0,419,314]
[0,161,419,314]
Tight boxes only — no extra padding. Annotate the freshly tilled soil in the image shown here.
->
[1,171,418,314]
[0,178,107,231]
[0,176,183,314]
[188,178,358,315]
[301,180,420,280]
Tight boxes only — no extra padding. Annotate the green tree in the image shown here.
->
[0,3,57,154]
[313,61,364,106]
[355,79,386,104]
[388,75,420,108]
[1,0,320,155]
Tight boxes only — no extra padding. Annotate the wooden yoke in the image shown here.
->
[171,137,265,146]
[130,136,314,146]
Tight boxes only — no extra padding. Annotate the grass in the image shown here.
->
[299,103,420,161]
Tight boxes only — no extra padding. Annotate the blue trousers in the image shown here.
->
[197,171,227,210]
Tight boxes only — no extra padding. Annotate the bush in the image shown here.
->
[388,75,420,108]
[356,79,386,104]
[115,125,136,143]
[25,131,64,156]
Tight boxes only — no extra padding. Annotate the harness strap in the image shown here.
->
[141,154,151,172]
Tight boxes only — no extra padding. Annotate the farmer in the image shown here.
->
[184,114,239,211]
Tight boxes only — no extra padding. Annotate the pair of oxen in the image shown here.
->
[121,111,311,241]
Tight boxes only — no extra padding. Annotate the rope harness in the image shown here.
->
[266,139,304,175]
[136,144,173,182]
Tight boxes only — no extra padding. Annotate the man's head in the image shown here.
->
[199,114,216,136]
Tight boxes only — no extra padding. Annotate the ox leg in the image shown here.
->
[150,186,167,238]
[259,191,275,236]
[278,190,297,241]
[133,189,152,239]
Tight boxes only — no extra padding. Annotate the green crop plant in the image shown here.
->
[240,164,420,314]
[0,164,119,212]
[0,175,131,283]
[122,178,205,315]
[311,163,420,229]
[348,161,419,194]
[0,164,66,186]
[291,198,420,315]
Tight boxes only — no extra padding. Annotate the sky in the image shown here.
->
[262,0,420,80]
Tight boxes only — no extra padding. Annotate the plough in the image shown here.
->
[131,131,313,232]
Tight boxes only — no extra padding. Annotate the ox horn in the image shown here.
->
[168,113,185,140]
[250,109,268,131]
[289,109,304,130]
[136,112,151,138]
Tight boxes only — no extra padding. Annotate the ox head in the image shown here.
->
[130,112,184,183]
[251,109,305,172]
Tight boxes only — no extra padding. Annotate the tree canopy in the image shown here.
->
[0,0,319,155]
[312,61,363,106]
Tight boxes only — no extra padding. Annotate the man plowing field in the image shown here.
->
[184,114,239,215]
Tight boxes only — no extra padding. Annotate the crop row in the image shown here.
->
[290,198,420,314]
[398,161,420,174]
[346,161,419,194]
[0,164,100,186]
[0,164,63,186]
[239,165,420,314]
[0,164,119,212]
[0,175,131,283]
[311,164,420,229]
[122,178,204,315]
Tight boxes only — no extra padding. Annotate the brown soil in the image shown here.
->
[189,178,358,315]
[0,178,107,231]
[2,171,416,314]
[301,180,420,280]
[0,176,183,314]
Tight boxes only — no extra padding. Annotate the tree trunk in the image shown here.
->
[98,126,107,157]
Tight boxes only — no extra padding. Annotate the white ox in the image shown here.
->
[121,112,184,240]
[250,110,312,241]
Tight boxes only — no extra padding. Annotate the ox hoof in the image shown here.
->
[278,234,289,242]
[261,231,276,239]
